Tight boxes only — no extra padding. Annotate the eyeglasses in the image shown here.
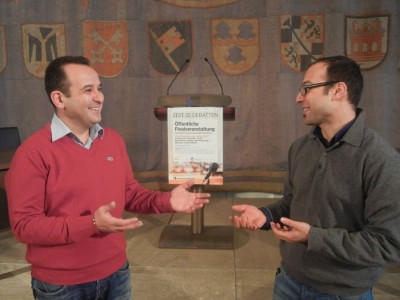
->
[299,81,338,96]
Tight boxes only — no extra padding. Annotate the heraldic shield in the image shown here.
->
[211,18,259,75]
[345,15,389,70]
[0,26,6,74]
[149,21,192,75]
[22,24,66,78]
[83,21,128,78]
[280,15,324,72]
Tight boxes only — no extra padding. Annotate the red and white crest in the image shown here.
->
[345,15,389,70]
[83,21,128,78]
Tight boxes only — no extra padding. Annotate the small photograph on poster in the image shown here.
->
[168,107,223,185]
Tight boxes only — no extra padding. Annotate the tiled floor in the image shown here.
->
[0,195,399,299]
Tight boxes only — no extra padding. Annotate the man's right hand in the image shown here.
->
[94,201,143,233]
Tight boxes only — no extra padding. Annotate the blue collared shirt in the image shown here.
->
[51,114,104,149]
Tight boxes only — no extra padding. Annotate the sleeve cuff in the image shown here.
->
[258,207,272,230]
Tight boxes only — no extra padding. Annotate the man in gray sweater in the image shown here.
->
[231,56,400,299]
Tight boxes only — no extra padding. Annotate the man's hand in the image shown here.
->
[271,217,310,243]
[230,204,266,230]
[94,201,143,233]
[170,180,210,213]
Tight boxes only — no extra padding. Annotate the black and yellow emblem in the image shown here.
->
[22,24,65,78]
[280,15,324,72]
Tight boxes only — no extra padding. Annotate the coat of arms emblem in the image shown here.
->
[83,21,128,78]
[22,24,65,78]
[280,15,324,72]
[345,15,389,70]
[211,18,259,75]
[149,21,192,75]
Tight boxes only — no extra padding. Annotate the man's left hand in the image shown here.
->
[271,217,311,243]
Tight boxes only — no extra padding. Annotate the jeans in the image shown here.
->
[273,266,374,300]
[32,261,132,300]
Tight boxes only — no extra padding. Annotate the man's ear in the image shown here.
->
[50,91,65,109]
[333,82,347,98]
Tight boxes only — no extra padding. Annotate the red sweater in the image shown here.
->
[5,124,172,284]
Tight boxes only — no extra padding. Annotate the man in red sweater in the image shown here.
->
[5,56,210,300]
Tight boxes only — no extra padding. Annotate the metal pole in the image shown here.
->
[190,184,204,234]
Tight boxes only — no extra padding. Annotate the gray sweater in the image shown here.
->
[265,111,400,296]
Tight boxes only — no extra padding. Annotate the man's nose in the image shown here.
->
[94,90,104,102]
[296,92,304,103]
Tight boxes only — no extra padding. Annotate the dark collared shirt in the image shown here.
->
[313,114,357,148]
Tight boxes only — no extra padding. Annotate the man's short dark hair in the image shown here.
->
[310,56,364,108]
[44,56,91,105]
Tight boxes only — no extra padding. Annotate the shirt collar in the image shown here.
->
[50,114,104,143]
[311,108,361,148]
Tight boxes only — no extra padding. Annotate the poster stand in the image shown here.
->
[154,94,235,249]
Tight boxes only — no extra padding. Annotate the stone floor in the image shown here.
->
[0,194,399,299]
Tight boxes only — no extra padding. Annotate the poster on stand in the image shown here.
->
[168,107,223,185]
